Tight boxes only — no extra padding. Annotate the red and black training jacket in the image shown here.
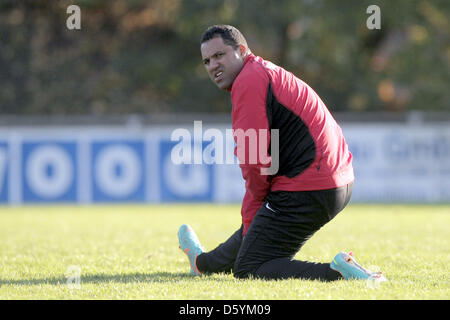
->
[230,54,354,235]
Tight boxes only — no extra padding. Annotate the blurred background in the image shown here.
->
[1,0,449,115]
[0,0,449,205]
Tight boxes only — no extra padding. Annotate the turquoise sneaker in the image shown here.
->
[330,251,387,281]
[178,224,205,276]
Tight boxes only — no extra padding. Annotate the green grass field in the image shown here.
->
[0,204,449,300]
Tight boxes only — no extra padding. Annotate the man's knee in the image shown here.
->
[233,268,251,279]
[232,260,257,279]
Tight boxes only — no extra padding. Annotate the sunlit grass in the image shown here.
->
[0,204,449,299]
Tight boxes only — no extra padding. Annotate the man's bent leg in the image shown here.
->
[233,183,352,281]
[196,225,243,274]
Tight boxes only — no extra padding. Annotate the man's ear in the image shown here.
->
[239,44,247,57]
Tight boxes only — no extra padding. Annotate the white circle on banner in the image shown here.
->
[163,152,208,197]
[26,145,73,198]
[95,145,141,197]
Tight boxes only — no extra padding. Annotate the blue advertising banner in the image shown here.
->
[0,141,9,203]
[0,124,449,205]
[21,141,78,203]
[159,140,214,202]
[91,140,147,202]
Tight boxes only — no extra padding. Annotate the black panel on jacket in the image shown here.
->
[265,83,316,178]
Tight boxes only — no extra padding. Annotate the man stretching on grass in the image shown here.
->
[178,25,385,282]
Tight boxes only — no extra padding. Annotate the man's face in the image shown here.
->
[201,36,246,90]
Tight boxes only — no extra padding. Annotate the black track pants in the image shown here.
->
[196,182,353,281]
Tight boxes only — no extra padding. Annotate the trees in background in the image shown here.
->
[0,0,448,115]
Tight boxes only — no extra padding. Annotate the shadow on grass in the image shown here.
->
[0,272,221,286]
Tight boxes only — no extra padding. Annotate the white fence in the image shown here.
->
[343,123,450,202]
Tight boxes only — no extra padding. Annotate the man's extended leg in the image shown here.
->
[178,224,243,275]
[196,225,243,274]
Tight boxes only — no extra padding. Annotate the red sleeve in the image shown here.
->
[231,69,272,235]
[240,189,262,235]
